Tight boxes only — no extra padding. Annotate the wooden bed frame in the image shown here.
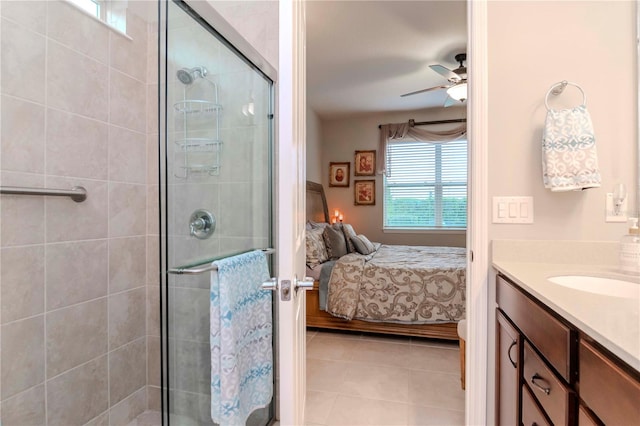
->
[305,180,459,341]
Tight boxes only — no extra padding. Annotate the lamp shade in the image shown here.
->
[447,83,467,101]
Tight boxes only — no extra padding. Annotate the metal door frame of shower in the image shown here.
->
[157,1,278,425]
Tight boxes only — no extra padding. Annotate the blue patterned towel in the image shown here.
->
[542,105,601,191]
[210,250,272,426]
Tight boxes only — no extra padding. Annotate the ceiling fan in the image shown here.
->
[401,53,467,107]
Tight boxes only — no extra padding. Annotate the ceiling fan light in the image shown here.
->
[447,83,467,101]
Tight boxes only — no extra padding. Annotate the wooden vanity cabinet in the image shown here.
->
[496,274,640,426]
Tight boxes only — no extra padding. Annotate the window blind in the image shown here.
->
[384,139,467,229]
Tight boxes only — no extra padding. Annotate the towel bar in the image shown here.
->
[0,185,87,202]
[168,248,275,275]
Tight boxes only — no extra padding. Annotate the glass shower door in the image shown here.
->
[160,1,274,425]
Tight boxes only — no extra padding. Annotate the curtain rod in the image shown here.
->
[378,118,466,129]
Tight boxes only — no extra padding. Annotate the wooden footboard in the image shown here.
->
[306,282,458,341]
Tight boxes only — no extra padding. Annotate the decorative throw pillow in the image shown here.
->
[341,223,357,253]
[323,224,348,259]
[307,220,329,230]
[351,234,377,255]
[305,227,328,267]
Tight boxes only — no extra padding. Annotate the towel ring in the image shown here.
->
[544,81,587,111]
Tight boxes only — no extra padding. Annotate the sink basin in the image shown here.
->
[548,275,639,299]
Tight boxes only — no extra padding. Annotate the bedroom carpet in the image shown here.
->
[305,329,465,426]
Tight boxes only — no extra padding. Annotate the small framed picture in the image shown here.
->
[354,150,376,176]
[354,180,375,205]
[329,162,350,187]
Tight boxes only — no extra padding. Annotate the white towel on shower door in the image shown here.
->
[210,250,272,426]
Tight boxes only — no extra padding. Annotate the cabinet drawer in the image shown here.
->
[580,339,640,425]
[523,340,574,425]
[497,275,575,381]
[522,383,551,426]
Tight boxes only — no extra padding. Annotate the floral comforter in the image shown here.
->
[326,245,466,323]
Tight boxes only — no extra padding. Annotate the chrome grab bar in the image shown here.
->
[168,248,275,275]
[0,185,87,202]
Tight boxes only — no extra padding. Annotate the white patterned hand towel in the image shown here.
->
[542,105,601,191]
[210,250,272,426]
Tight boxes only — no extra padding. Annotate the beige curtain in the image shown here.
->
[377,121,467,174]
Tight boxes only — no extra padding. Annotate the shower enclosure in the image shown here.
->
[159,1,276,424]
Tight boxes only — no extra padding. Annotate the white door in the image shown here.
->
[277,0,308,424]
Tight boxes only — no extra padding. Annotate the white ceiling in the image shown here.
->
[306,0,467,119]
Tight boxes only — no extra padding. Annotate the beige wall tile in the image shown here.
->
[47,40,108,122]
[45,240,108,310]
[1,95,45,173]
[146,284,160,337]
[147,336,161,386]
[1,1,46,34]
[47,0,109,64]
[109,387,146,426]
[147,386,161,412]
[1,245,45,323]
[109,125,146,184]
[84,411,109,426]
[173,339,210,395]
[45,177,108,242]
[109,237,146,293]
[46,356,108,426]
[146,235,160,286]
[1,18,46,103]
[146,22,159,84]
[1,316,45,399]
[0,385,46,426]
[46,108,109,179]
[109,287,146,349]
[110,70,146,133]
[147,133,159,186]
[110,12,147,82]
[0,172,45,246]
[147,84,158,134]
[172,287,209,342]
[109,337,146,405]
[46,298,108,378]
[109,183,147,238]
[147,184,159,235]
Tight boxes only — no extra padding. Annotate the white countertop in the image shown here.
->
[492,241,640,372]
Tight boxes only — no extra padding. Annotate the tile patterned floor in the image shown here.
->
[305,329,465,426]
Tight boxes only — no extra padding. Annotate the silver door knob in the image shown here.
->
[261,277,278,291]
[296,277,314,290]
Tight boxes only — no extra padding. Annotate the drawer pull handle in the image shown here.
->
[508,340,517,368]
[531,373,551,395]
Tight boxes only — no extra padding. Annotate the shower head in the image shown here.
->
[176,66,208,85]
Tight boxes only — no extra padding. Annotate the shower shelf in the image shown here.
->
[175,138,223,152]
[174,100,222,114]
[179,164,220,175]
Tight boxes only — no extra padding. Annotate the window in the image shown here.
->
[383,139,467,230]
[66,0,127,34]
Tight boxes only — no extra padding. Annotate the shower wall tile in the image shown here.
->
[173,339,210,394]
[45,240,108,310]
[147,386,161,412]
[47,40,108,122]
[1,95,45,173]
[110,11,147,82]
[109,183,147,237]
[109,387,146,426]
[108,287,146,349]
[147,184,159,235]
[147,84,159,134]
[46,355,108,426]
[0,384,46,426]
[147,22,159,84]
[109,236,147,293]
[0,18,46,104]
[45,177,108,242]
[46,108,109,179]
[147,235,160,286]
[85,411,109,426]
[147,285,160,337]
[172,287,209,343]
[0,0,46,34]
[109,125,147,184]
[147,336,161,386]
[109,337,147,405]
[46,298,108,378]
[0,171,45,247]
[110,70,147,133]
[147,133,159,186]
[0,315,45,399]
[219,182,257,237]
[47,0,109,64]
[0,245,45,324]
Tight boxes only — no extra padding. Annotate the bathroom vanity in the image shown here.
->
[492,241,640,426]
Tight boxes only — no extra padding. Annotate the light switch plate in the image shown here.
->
[492,196,534,223]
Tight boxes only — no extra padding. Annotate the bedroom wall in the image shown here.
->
[320,107,467,247]
[306,105,323,183]
[487,0,637,242]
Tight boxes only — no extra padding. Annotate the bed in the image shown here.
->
[305,181,465,340]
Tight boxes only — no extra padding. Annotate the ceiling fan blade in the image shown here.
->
[401,85,449,97]
[430,64,462,82]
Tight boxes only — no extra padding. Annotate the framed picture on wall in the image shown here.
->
[354,150,376,176]
[329,162,350,187]
[354,180,375,205]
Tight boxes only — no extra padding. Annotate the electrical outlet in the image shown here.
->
[605,192,628,222]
